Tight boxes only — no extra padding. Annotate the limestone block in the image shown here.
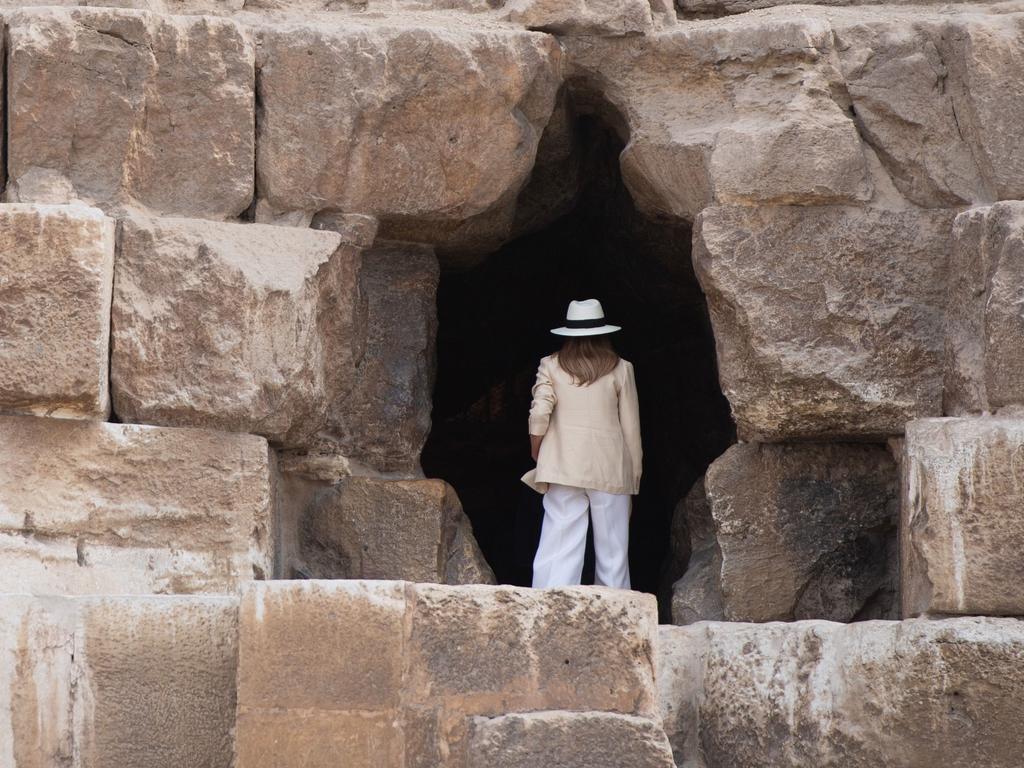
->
[301,477,495,584]
[6,8,254,219]
[254,18,562,247]
[901,417,1024,617]
[466,711,675,768]
[0,414,274,594]
[0,204,115,419]
[673,442,897,623]
[236,581,663,768]
[0,594,238,768]
[694,204,953,440]
[111,215,366,447]
[316,241,439,473]
[669,479,724,625]
[945,202,1024,414]
[506,0,654,36]
[565,15,872,221]
[659,617,1024,767]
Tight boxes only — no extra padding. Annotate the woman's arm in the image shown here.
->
[619,361,643,482]
[528,357,556,459]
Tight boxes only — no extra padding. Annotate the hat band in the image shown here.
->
[563,317,607,329]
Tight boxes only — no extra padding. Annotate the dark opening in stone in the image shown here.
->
[421,116,735,614]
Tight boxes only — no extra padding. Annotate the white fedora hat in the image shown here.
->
[551,298,621,337]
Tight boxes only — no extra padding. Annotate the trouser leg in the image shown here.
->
[588,489,631,589]
[532,483,590,588]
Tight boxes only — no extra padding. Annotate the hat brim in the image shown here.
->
[550,324,621,337]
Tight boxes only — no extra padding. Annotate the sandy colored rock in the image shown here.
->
[6,8,254,219]
[0,593,238,768]
[0,204,114,419]
[659,617,1024,767]
[694,204,953,440]
[902,417,1024,617]
[565,15,872,221]
[945,202,1024,413]
[254,17,561,248]
[0,414,274,595]
[236,581,662,767]
[674,442,897,623]
[507,0,654,36]
[300,478,495,584]
[111,215,366,447]
[317,241,438,473]
[467,711,675,768]
[669,479,724,625]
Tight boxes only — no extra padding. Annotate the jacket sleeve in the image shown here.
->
[528,357,557,436]
[619,361,643,481]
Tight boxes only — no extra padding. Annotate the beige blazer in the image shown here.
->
[521,354,642,496]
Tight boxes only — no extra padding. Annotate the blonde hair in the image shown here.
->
[556,336,620,386]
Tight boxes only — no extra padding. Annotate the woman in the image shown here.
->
[521,298,642,590]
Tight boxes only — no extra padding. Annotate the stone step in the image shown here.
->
[0,414,274,595]
[659,617,1024,767]
[901,416,1024,617]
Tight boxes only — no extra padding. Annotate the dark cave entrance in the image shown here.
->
[420,117,735,615]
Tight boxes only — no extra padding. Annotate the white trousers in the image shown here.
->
[532,483,631,589]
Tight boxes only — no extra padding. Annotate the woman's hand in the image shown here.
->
[530,434,544,462]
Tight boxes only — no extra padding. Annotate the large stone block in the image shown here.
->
[0,414,274,594]
[316,241,438,473]
[672,442,897,624]
[945,202,1024,413]
[0,204,115,419]
[506,0,655,36]
[466,711,675,768]
[0,593,238,768]
[236,581,663,768]
[254,18,561,249]
[6,8,254,219]
[111,215,366,447]
[694,204,952,440]
[301,477,494,584]
[659,617,1024,767]
[901,417,1024,617]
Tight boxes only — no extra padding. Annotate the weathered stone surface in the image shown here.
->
[902,417,1024,617]
[673,442,897,623]
[111,215,366,447]
[945,202,1024,414]
[668,478,724,625]
[467,711,675,768]
[254,17,561,249]
[694,204,953,441]
[6,8,254,219]
[507,0,654,36]
[0,593,238,768]
[300,477,495,584]
[0,204,115,419]
[316,241,438,473]
[565,15,873,221]
[659,617,1024,767]
[237,581,662,768]
[0,414,273,594]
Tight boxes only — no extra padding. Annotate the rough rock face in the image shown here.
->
[902,417,1024,617]
[300,478,495,584]
[507,0,655,36]
[673,442,898,623]
[317,241,439,474]
[0,414,274,594]
[111,215,367,447]
[253,17,562,251]
[0,204,115,419]
[236,581,666,768]
[6,8,254,219]
[945,202,1024,414]
[694,205,953,441]
[659,618,1024,767]
[668,479,723,625]
[0,594,238,768]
